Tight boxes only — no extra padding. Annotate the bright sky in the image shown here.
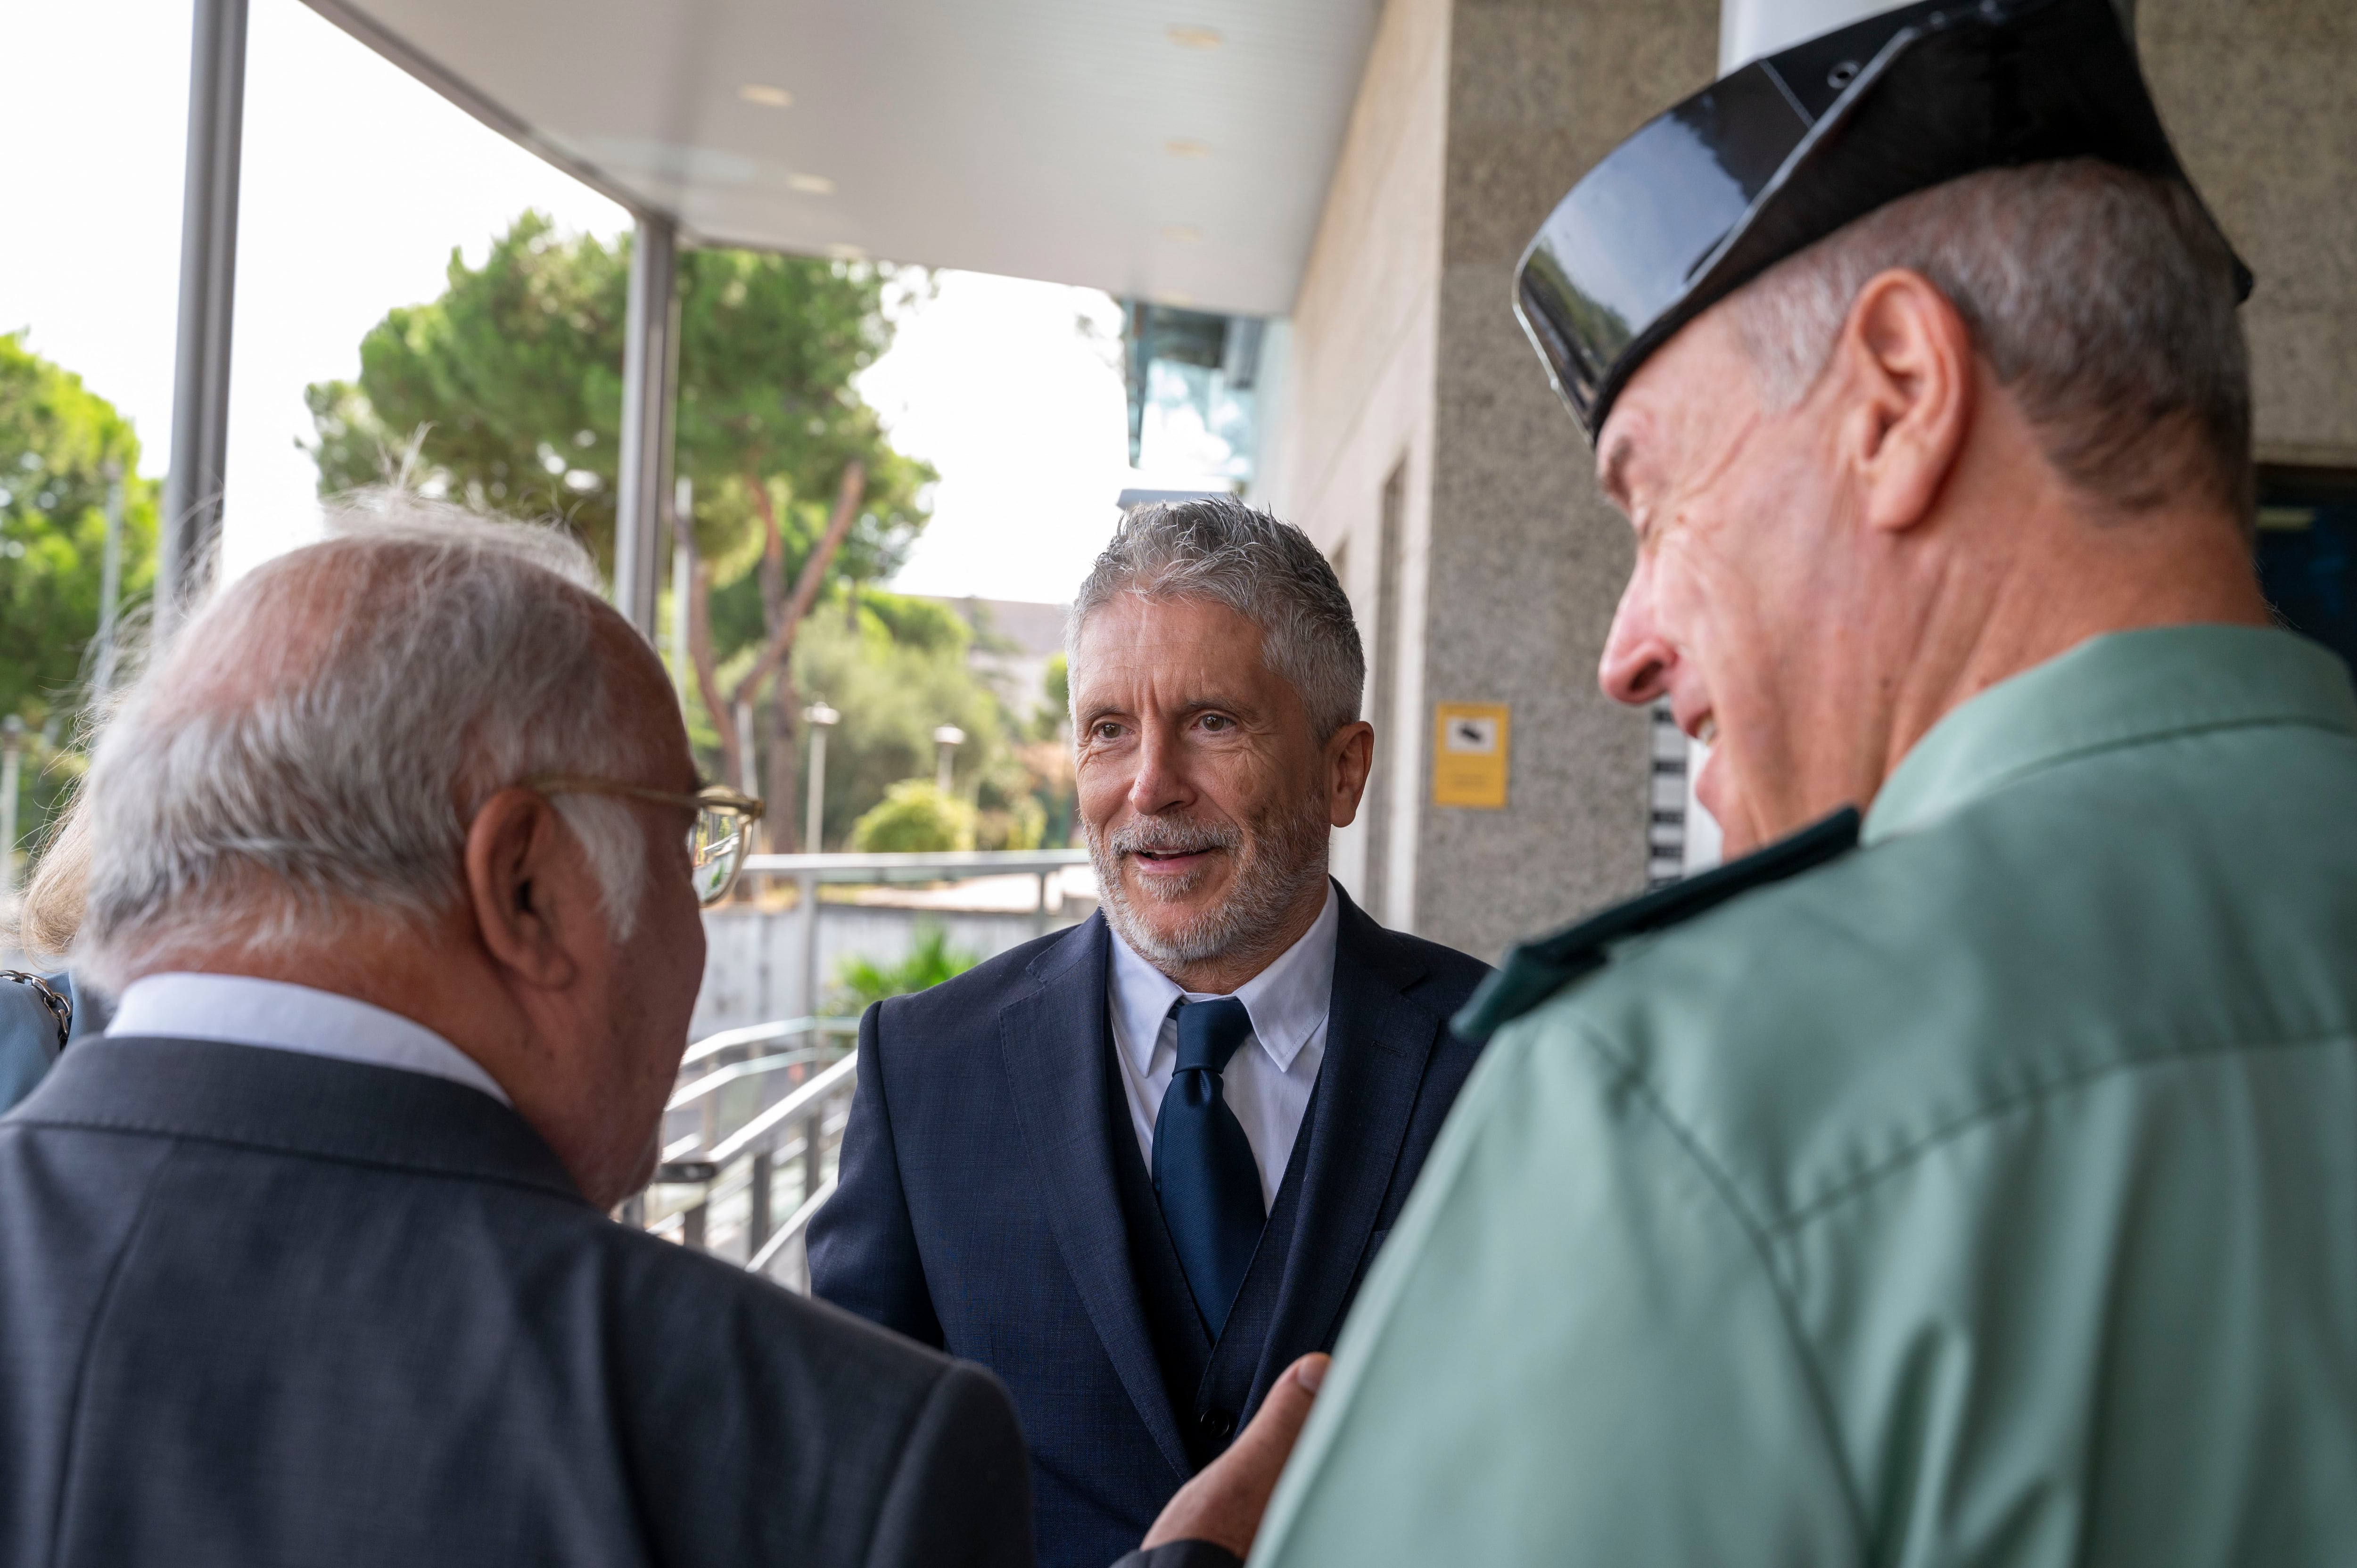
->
[0,0,1163,604]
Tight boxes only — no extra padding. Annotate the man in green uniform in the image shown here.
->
[1252,0,2357,1562]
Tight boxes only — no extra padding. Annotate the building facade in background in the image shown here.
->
[1237,0,2357,961]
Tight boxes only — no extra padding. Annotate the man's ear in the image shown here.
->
[1834,268,1976,534]
[465,787,582,990]
[1325,720,1375,828]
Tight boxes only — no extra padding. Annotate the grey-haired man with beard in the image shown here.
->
[809,496,1490,1568]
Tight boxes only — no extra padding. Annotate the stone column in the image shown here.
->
[1409,0,1718,958]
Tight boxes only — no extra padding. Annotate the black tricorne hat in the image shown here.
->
[1513,0,2252,441]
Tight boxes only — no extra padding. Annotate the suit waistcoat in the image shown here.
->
[1104,1023,1323,1467]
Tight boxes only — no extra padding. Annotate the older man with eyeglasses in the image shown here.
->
[0,497,1305,1568]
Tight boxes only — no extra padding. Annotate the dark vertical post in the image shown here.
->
[747,1150,774,1260]
[159,0,250,631]
[615,215,678,639]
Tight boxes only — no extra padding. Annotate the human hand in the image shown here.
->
[1140,1354,1329,1558]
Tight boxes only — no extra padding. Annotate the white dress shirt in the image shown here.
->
[107,971,511,1107]
[1108,883,1339,1209]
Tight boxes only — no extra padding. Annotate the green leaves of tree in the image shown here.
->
[0,333,156,730]
[303,212,933,622]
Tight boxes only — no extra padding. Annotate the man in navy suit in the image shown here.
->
[810,497,1491,1568]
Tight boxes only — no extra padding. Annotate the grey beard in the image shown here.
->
[1088,797,1331,972]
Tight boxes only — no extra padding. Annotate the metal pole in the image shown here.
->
[747,1149,773,1258]
[0,718,22,896]
[798,870,821,1019]
[932,724,964,794]
[614,215,677,640]
[158,0,250,634]
[804,702,838,853]
[668,476,693,690]
[801,1103,824,1207]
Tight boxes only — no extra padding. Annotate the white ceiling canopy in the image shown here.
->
[306,0,1384,317]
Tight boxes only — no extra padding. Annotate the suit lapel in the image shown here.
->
[995,914,1193,1481]
[1248,889,1439,1407]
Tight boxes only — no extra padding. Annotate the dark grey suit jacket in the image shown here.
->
[0,1034,1037,1568]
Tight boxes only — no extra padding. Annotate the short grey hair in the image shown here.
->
[76,493,659,987]
[1070,496,1365,739]
[1728,159,2251,517]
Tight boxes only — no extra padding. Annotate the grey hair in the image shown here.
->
[75,492,659,987]
[1727,159,2252,518]
[1069,496,1365,739]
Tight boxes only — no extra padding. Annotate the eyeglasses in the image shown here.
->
[526,775,766,907]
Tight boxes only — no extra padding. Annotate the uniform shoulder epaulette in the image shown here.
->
[1453,805,1861,1043]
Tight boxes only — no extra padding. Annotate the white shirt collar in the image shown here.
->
[107,972,512,1107]
[1108,881,1341,1075]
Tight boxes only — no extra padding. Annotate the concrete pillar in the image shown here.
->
[1270,0,1719,959]
[1409,0,1720,958]
[615,215,678,641]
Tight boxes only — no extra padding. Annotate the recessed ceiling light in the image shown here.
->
[1160,292,1198,308]
[1164,139,1210,159]
[738,83,792,107]
[825,242,867,261]
[789,172,835,195]
[1167,24,1222,48]
[1161,225,1203,243]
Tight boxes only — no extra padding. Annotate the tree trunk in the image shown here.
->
[728,460,867,848]
[678,538,742,792]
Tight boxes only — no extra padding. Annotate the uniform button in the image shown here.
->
[1200,1409,1235,1440]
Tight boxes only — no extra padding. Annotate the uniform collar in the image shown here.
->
[1109,881,1341,1074]
[1865,624,2357,845]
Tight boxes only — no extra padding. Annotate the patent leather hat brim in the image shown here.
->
[1514,0,2251,442]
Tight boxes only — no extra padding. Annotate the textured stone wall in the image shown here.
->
[1410,0,1717,960]
[2141,0,2357,466]
[1261,0,1452,930]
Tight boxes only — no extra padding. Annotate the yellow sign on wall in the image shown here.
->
[1432,702,1510,809]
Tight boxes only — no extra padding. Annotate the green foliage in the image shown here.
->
[977,794,1046,852]
[1041,651,1069,716]
[1036,651,1070,742]
[828,922,979,1013]
[0,335,157,726]
[0,334,157,853]
[304,213,933,632]
[794,595,1014,849]
[850,779,976,853]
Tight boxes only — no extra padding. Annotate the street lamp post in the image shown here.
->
[803,703,840,853]
[931,724,965,794]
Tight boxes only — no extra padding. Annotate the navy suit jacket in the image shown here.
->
[808,887,1490,1568]
[0,1034,1037,1568]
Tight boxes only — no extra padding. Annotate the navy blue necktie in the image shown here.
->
[1153,997,1267,1338]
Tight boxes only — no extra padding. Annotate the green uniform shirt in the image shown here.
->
[1255,625,2357,1566]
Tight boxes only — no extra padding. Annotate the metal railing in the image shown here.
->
[640,1016,860,1289]
[633,848,1096,1290]
[739,848,1092,1029]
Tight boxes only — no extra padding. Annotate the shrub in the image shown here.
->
[849,779,976,853]
[830,922,979,1012]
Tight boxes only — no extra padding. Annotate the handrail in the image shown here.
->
[748,1174,838,1280]
[681,1015,859,1069]
[740,848,1090,884]
[666,1047,831,1111]
[709,1052,858,1166]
